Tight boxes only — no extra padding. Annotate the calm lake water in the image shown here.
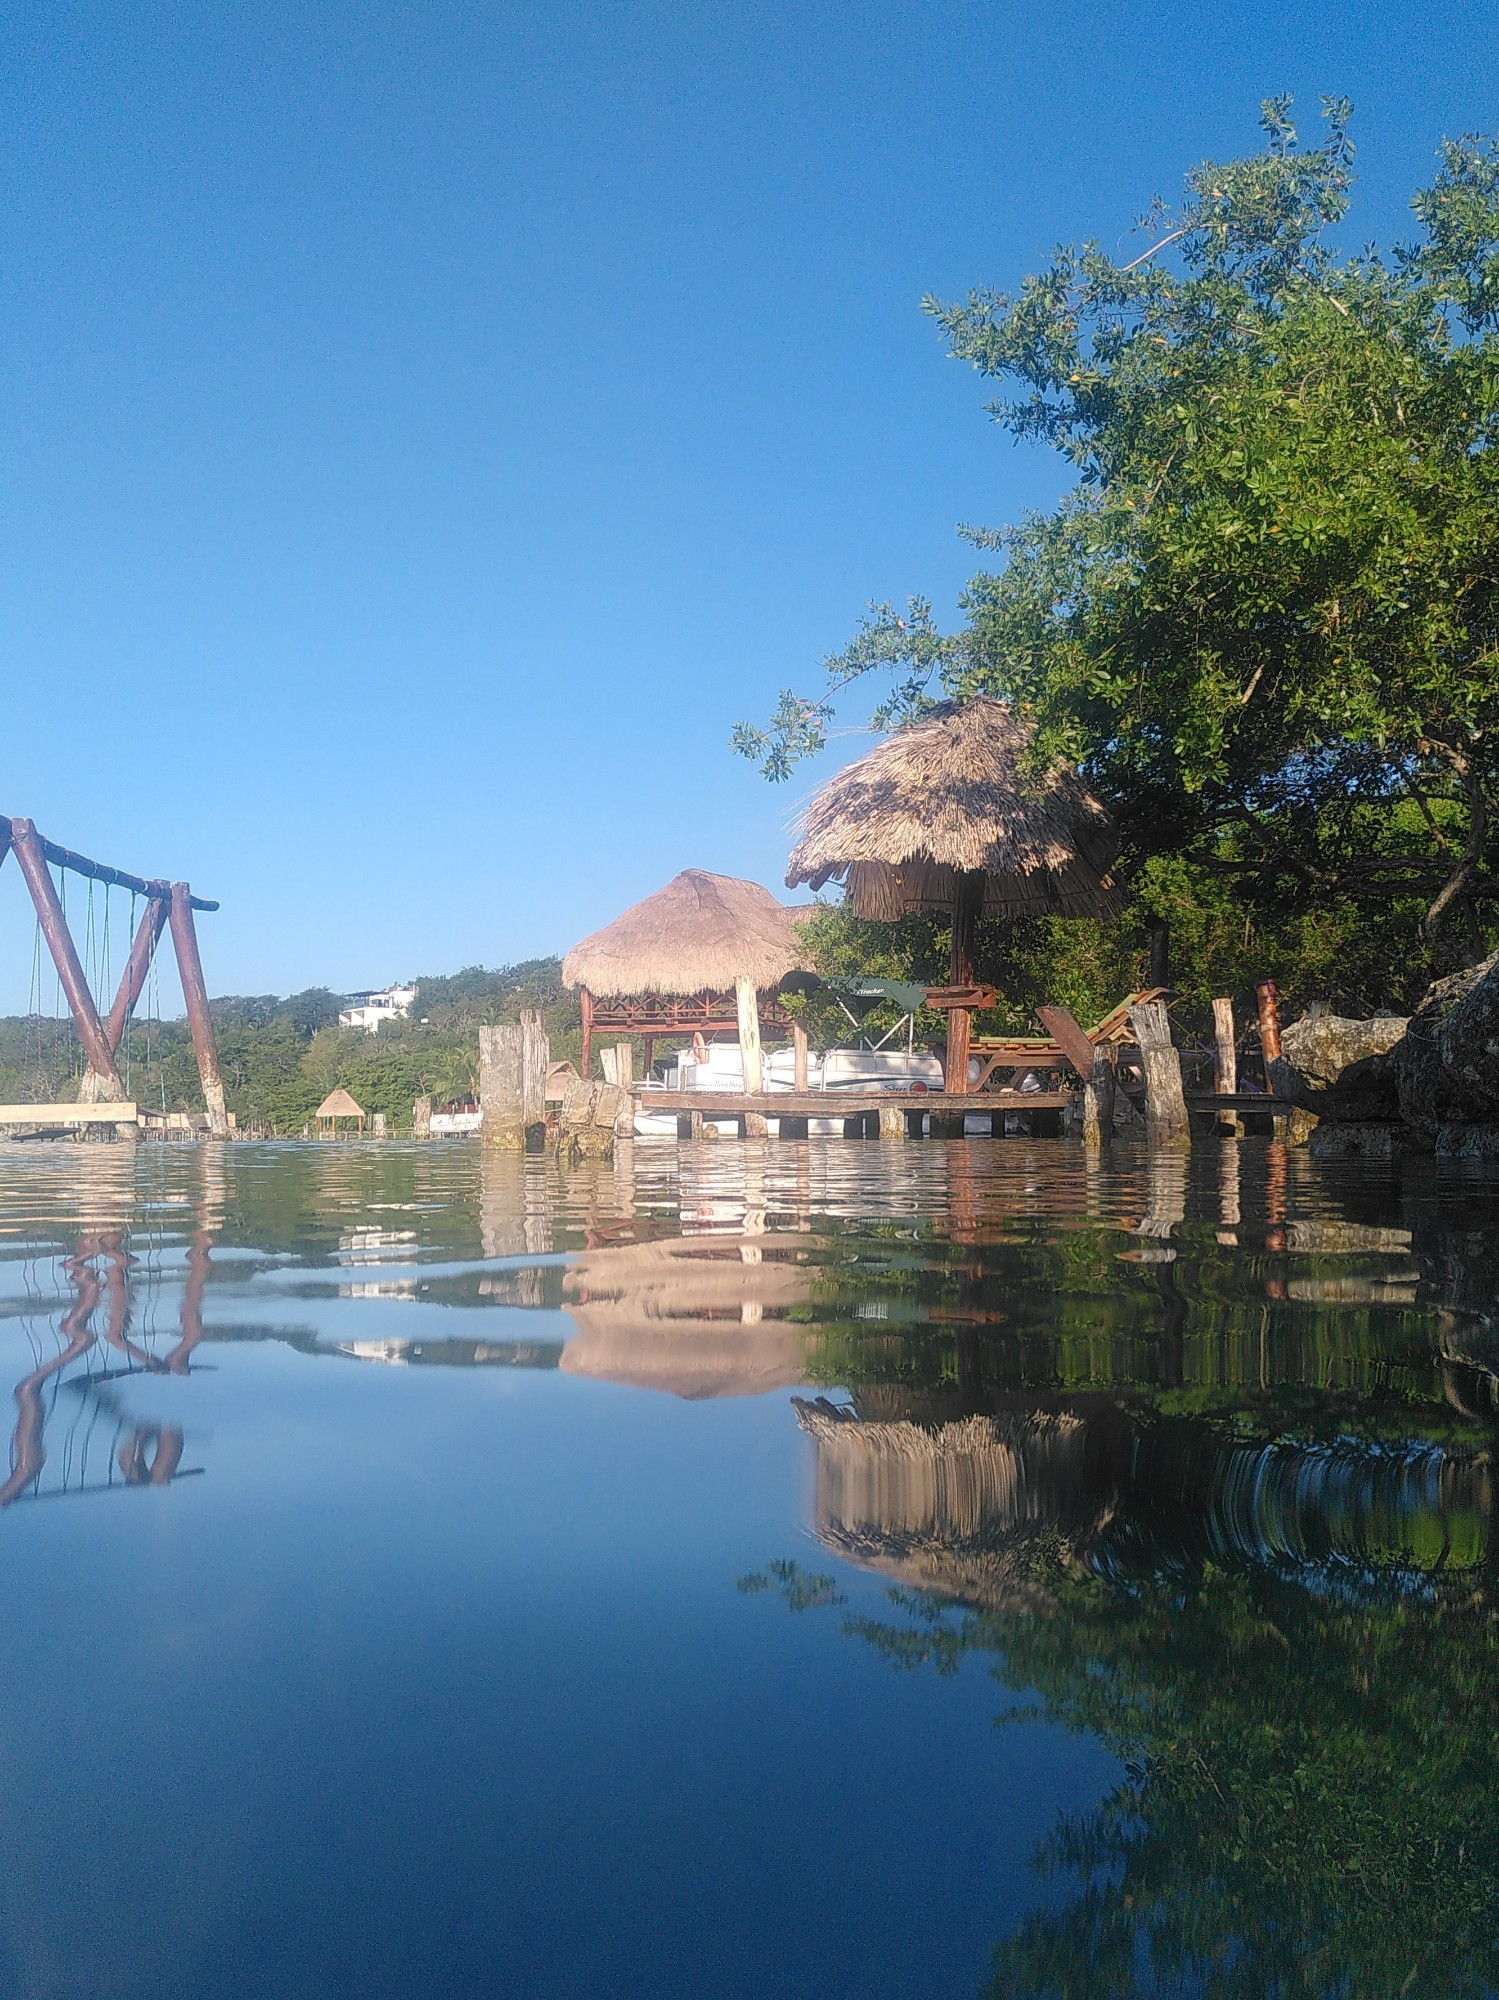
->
[0,1136,1495,1999]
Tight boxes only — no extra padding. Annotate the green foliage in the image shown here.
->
[740,100,1499,991]
[0,960,580,1135]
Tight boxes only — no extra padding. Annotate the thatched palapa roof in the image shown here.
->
[316,1088,365,1120]
[785,697,1120,920]
[562,869,807,998]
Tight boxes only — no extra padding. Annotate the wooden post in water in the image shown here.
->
[611,1038,634,1139]
[1255,980,1289,1140]
[412,1095,432,1139]
[1212,996,1242,1136]
[1128,998,1190,1147]
[736,976,768,1138]
[878,1102,905,1141]
[1082,1053,1115,1146]
[521,1011,549,1146]
[480,1025,525,1150]
[167,883,228,1135]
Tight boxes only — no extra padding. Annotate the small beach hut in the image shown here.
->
[315,1087,366,1138]
[562,869,808,1085]
[785,697,1119,1088]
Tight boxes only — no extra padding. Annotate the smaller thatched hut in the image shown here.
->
[562,869,809,1083]
[315,1087,365,1138]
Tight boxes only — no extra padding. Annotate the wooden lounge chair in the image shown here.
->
[928,987,1171,1092]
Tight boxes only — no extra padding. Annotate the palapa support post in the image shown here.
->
[168,883,228,1135]
[1128,997,1190,1147]
[792,1021,809,1092]
[943,869,985,1096]
[1145,916,1171,991]
[10,818,126,1100]
[580,987,595,1080]
[104,889,169,1051]
[1212,996,1243,1136]
[735,975,768,1138]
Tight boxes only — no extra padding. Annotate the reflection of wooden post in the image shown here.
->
[1128,999,1190,1146]
[1212,997,1242,1136]
[736,976,767,1137]
[168,883,227,1135]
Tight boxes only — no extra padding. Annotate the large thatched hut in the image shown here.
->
[785,698,1119,1086]
[562,869,808,1081]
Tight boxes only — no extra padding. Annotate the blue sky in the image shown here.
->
[2,0,1496,1009]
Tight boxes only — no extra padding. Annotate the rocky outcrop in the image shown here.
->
[1270,1013,1408,1123]
[1397,947,1499,1147]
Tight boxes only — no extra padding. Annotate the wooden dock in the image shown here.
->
[638,1089,1072,1117]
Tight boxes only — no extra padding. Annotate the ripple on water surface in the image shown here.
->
[0,1136,1495,1999]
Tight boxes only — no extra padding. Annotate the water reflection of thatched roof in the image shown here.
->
[784,698,1119,920]
[561,870,806,997]
[561,1236,812,1399]
[793,1398,1100,1611]
[794,1398,1493,1608]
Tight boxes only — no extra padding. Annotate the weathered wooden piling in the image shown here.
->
[480,1010,549,1151]
[734,976,769,1137]
[1082,1053,1115,1145]
[1128,998,1190,1146]
[1212,997,1243,1135]
[412,1095,432,1139]
[1255,981,1291,1140]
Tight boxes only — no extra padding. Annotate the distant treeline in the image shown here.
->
[0,961,581,1136]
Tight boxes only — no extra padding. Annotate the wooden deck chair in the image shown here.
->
[960,987,1172,1091]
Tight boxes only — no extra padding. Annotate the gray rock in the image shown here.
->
[1397,947,1499,1145]
[1269,1013,1408,1122]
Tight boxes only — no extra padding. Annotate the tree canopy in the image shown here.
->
[737,100,1499,973]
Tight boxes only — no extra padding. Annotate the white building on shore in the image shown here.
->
[339,983,417,1033]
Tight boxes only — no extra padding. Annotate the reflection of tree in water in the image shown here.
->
[769,1387,1499,1997]
[767,1170,1499,2000]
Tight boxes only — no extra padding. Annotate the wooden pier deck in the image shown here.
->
[631,1086,1294,1134]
